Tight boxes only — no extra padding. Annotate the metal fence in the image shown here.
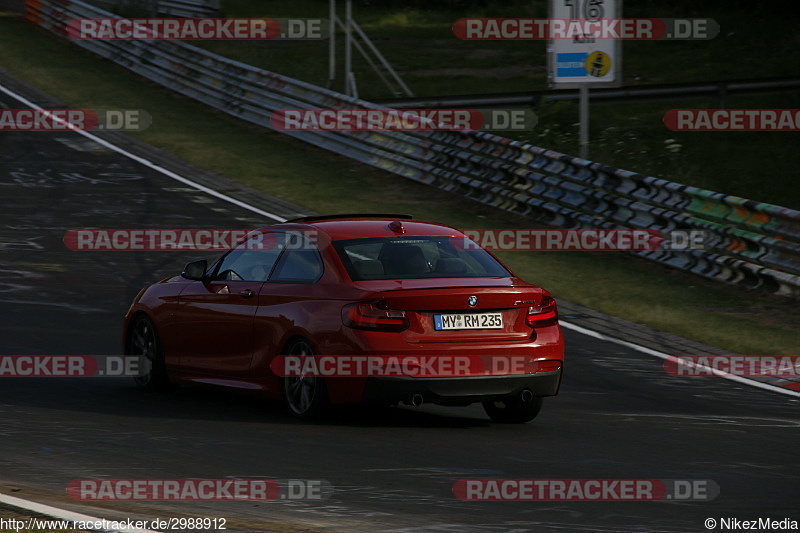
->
[25,0,800,297]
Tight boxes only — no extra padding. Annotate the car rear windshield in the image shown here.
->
[332,236,511,280]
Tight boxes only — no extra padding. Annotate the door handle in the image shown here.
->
[239,289,255,299]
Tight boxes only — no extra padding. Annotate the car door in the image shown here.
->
[251,244,327,375]
[177,235,284,377]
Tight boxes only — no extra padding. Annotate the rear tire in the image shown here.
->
[127,315,171,391]
[280,339,328,419]
[482,396,543,423]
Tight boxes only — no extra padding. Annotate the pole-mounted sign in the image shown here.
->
[548,0,622,87]
[547,0,622,158]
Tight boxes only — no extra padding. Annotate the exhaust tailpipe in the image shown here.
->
[410,393,424,407]
[520,389,533,403]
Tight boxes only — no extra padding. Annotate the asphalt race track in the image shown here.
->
[1,87,799,532]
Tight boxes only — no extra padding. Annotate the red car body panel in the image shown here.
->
[124,217,565,405]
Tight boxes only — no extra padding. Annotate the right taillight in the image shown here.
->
[342,301,409,332]
[525,295,558,328]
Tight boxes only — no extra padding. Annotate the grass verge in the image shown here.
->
[0,14,797,355]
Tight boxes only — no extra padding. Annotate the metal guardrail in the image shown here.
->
[374,77,800,109]
[82,0,218,17]
[156,0,217,18]
[24,0,800,297]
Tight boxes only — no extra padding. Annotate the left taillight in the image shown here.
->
[342,301,409,332]
[525,295,558,328]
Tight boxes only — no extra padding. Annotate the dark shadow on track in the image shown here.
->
[0,378,493,428]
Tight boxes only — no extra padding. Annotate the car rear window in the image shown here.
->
[332,236,511,280]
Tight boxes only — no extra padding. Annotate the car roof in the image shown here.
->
[271,216,462,240]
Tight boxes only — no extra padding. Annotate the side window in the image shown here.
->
[270,249,324,283]
[211,233,285,282]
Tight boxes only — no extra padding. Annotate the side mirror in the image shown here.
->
[182,259,208,281]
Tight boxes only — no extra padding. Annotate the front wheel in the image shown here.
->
[280,339,328,419]
[127,315,171,390]
[482,396,543,423]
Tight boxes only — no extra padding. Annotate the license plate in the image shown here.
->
[434,312,503,330]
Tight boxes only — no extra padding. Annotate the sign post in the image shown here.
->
[548,0,622,159]
[327,0,335,89]
[344,0,353,96]
[579,85,589,158]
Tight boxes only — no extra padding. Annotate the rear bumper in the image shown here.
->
[361,368,562,406]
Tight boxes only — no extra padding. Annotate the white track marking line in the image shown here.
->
[559,320,800,398]
[0,83,286,223]
[0,492,161,533]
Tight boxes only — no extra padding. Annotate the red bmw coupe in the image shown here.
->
[124,215,564,422]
